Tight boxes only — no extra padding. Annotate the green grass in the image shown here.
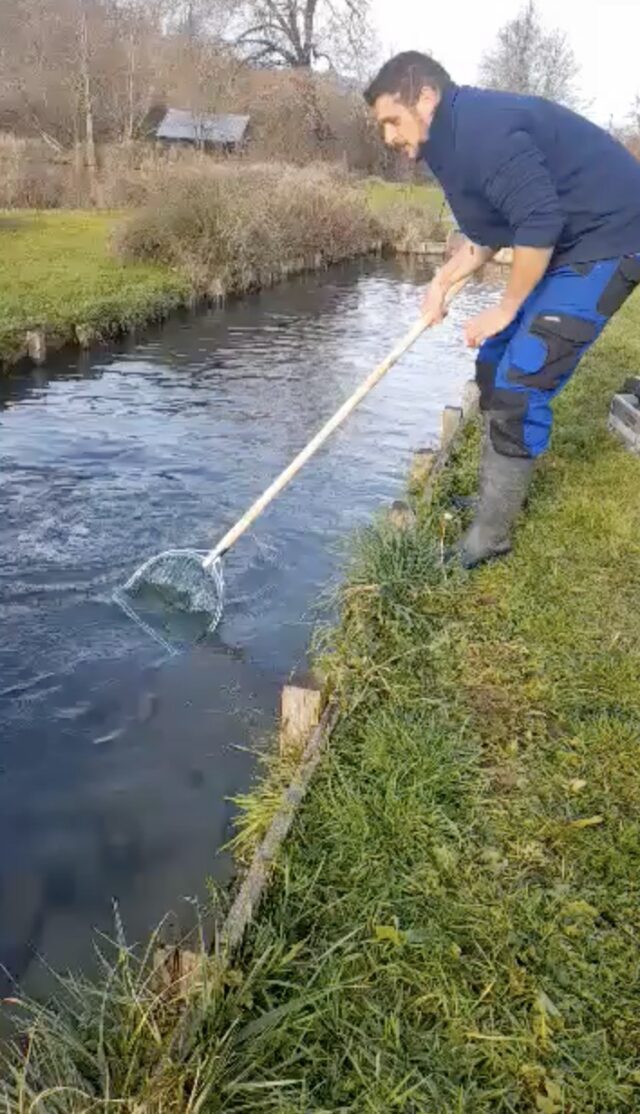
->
[364,177,445,216]
[363,178,450,245]
[0,210,189,364]
[3,294,640,1110]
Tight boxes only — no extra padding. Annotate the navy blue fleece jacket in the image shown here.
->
[421,84,640,266]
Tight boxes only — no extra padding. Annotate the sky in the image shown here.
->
[370,0,640,127]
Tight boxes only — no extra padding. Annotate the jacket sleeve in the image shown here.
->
[480,129,565,248]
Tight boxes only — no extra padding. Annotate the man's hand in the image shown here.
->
[421,278,448,327]
[421,241,499,328]
[464,300,519,348]
[464,246,554,348]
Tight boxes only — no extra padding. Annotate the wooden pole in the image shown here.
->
[203,278,470,570]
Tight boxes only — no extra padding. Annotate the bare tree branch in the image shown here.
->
[230,0,372,73]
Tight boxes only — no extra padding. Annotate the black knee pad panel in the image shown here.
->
[487,391,531,458]
[476,359,497,410]
[597,256,640,317]
[507,313,598,392]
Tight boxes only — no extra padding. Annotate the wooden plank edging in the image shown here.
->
[217,701,339,955]
[211,380,480,962]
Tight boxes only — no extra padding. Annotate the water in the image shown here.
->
[0,256,497,994]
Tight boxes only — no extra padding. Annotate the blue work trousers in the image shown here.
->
[477,253,640,457]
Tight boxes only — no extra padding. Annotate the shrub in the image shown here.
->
[114,161,381,295]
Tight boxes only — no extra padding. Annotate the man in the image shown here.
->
[365,52,640,567]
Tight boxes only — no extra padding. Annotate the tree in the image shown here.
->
[230,0,374,76]
[479,0,579,108]
[103,0,165,144]
[0,0,170,148]
[617,95,640,160]
[0,0,111,152]
[223,0,376,152]
[627,95,640,142]
[0,0,77,147]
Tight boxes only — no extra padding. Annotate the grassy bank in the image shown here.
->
[0,210,189,365]
[227,298,640,1111]
[0,170,445,369]
[3,289,640,1108]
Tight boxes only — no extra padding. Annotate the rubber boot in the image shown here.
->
[457,423,535,569]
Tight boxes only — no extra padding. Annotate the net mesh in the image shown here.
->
[116,550,225,651]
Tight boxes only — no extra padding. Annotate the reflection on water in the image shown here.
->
[0,256,498,993]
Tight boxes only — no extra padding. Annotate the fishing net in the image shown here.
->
[114,550,225,652]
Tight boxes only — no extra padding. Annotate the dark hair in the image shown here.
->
[364,51,453,107]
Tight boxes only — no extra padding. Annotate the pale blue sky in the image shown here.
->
[371,0,640,126]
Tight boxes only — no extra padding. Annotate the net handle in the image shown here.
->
[203,278,468,568]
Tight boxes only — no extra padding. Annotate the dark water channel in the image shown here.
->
[0,257,498,995]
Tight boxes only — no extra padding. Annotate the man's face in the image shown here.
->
[372,87,440,160]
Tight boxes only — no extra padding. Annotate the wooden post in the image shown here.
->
[461,379,480,420]
[75,323,95,349]
[441,405,463,448]
[388,500,415,531]
[609,391,640,453]
[408,448,436,493]
[280,681,323,760]
[152,945,203,998]
[26,329,47,364]
[153,697,337,1000]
